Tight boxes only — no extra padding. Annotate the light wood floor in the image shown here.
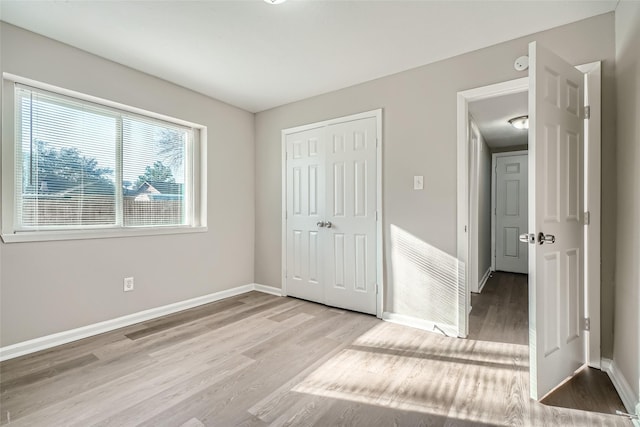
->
[0,275,631,426]
[470,271,628,418]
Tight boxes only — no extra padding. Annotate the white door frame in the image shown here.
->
[456,62,602,369]
[491,150,529,273]
[281,109,384,317]
[468,120,481,294]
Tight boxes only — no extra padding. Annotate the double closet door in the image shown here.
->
[284,114,378,315]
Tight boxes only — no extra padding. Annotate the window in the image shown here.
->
[1,76,206,242]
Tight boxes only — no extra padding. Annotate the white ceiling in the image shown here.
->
[0,0,617,113]
[468,91,528,149]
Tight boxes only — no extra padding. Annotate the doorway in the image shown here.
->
[456,45,603,400]
[281,109,383,317]
[466,89,531,294]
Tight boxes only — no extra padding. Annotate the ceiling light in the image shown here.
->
[264,0,287,4]
[508,115,529,130]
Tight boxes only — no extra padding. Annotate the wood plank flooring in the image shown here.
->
[0,276,631,426]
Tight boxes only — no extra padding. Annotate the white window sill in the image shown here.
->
[1,226,208,243]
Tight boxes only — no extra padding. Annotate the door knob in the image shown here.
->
[316,221,326,228]
[325,221,332,229]
[537,232,555,244]
[519,233,536,244]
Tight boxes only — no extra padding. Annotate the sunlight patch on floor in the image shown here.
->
[291,321,530,426]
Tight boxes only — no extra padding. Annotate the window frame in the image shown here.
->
[1,73,208,243]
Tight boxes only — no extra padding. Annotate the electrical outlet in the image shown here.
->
[123,277,134,292]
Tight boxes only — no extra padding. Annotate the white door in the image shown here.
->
[528,41,585,400]
[285,115,379,315]
[285,126,326,303]
[495,154,528,274]
[324,118,378,314]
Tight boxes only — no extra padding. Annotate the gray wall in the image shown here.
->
[255,14,617,354]
[477,136,492,283]
[614,0,640,408]
[0,23,256,347]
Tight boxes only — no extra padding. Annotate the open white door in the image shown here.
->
[527,41,585,400]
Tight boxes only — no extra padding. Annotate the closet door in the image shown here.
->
[324,118,378,315]
[284,114,379,315]
[285,126,326,303]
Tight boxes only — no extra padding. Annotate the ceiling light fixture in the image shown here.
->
[508,115,529,130]
[264,0,287,4]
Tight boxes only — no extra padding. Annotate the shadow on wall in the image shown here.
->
[389,225,463,335]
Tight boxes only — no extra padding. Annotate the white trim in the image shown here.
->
[468,119,480,294]
[252,283,284,296]
[382,312,458,337]
[490,150,529,273]
[602,358,640,418]
[0,283,283,362]
[281,129,288,297]
[375,109,383,318]
[478,268,491,293]
[1,225,208,243]
[576,61,602,369]
[281,109,383,318]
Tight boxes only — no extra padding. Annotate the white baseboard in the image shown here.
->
[602,358,640,421]
[252,283,283,296]
[478,268,492,293]
[0,283,283,362]
[382,312,458,337]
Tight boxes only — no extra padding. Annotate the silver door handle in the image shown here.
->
[537,232,555,244]
[325,221,332,229]
[316,221,326,228]
[519,233,536,244]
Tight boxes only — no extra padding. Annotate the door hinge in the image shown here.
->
[583,211,590,225]
[583,317,591,331]
[375,211,379,221]
[376,284,379,294]
[584,105,591,119]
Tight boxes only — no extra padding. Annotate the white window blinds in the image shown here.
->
[15,84,193,231]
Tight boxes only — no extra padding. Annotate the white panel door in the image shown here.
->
[285,115,378,315]
[495,154,528,274]
[324,118,378,315]
[285,127,326,303]
[528,41,585,400]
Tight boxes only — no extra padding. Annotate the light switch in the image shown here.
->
[413,175,424,190]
